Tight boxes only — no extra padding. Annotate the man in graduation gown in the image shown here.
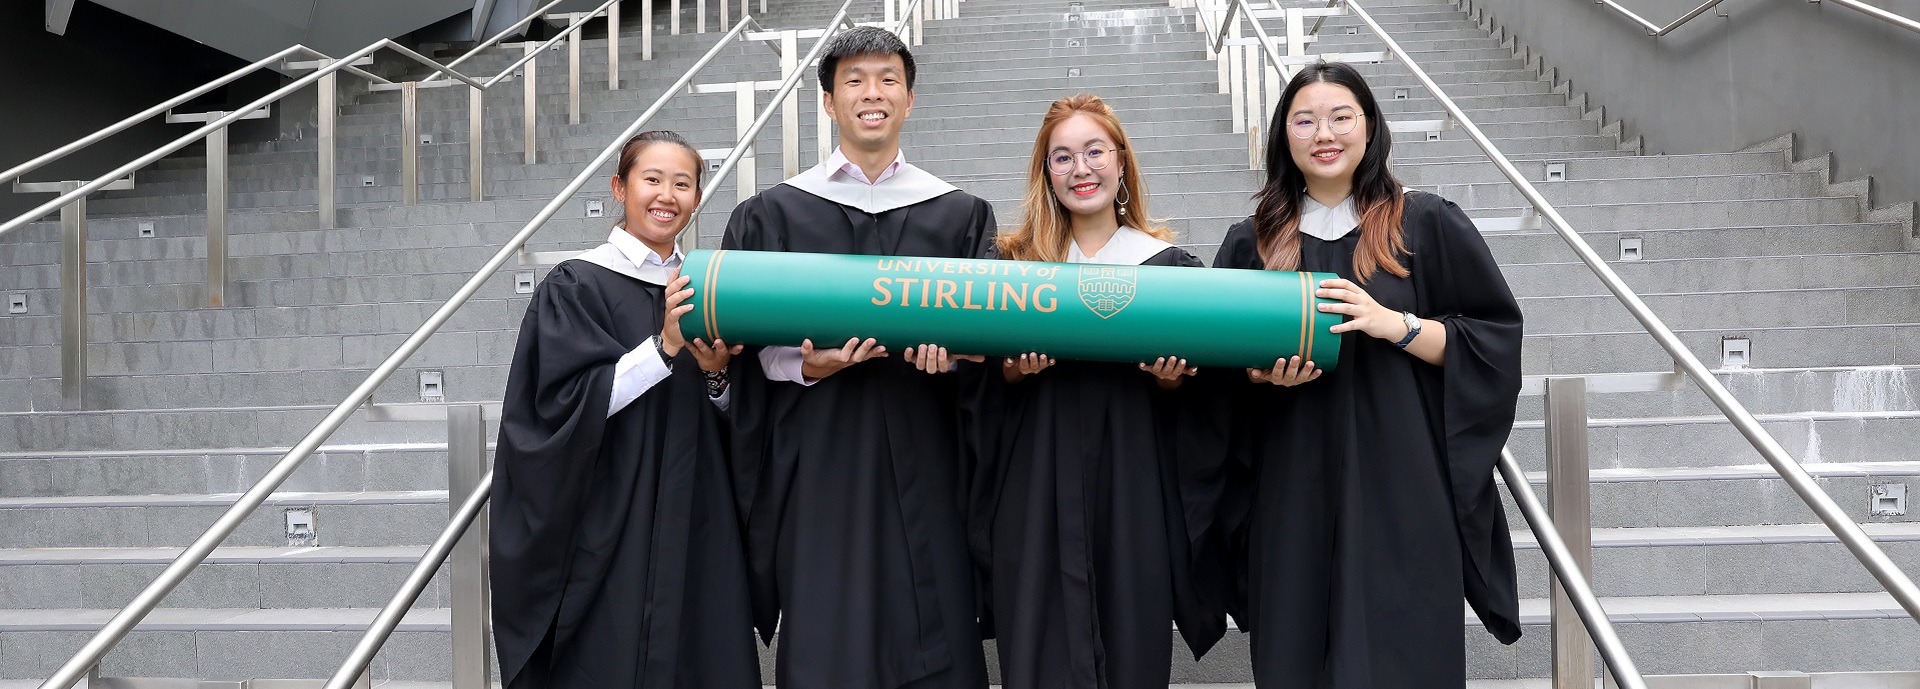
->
[720,26,996,689]
[491,223,760,689]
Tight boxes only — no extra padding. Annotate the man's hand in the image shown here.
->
[689,338,743,372]
[799,337,889,380]
[903,344,986,374]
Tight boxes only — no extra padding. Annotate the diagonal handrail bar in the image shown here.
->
[480,0,626,88]
[1584,0,1919,36]
[0,0,579,190]
[0,38,497,238]
[1338,0,1920,621]
[425,0,570,82]
[693,0,867,216]
[30,17,759,689]
[1496,448,1647,688]
[322,470,495,689]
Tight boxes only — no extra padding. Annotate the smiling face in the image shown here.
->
[1046,113,1124,222]
[823,52,915,154]
[1285,82,1370,195]
[610,143,701,255]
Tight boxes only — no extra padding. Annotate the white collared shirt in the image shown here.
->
[1299,194,1360,241]
[824,147,906,186]
[594,228,730,415]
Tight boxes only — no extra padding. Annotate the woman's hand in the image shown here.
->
[1001,352,1056,383]
[800,337,888,380]
[1316,278,1410,342]
[1139,356,1197,390]
[1248,355,1321,387]
[688,338,743,372]
[659,272,695,357]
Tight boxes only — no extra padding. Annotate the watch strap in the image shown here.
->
[654,334,675,371]
[1393,312,1421,349]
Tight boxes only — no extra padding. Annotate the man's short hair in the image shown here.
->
[817,26,917,94]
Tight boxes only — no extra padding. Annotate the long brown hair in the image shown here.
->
[998,94,1170,262]
[1253,62,1408,281]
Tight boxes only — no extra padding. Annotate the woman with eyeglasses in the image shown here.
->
[1201,62,1526,685]
[969,93,1225,689]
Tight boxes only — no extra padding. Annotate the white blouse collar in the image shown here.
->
[1067,225,1174,265]
[1299,194,1359,242]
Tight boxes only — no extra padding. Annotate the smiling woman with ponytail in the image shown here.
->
[1197,61,1527,687]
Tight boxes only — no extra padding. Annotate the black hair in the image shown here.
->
[616,130,705,189]
[1251,61,1408,279]
[816,26,917,93]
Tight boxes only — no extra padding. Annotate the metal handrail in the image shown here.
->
[424,0,570,82]
[1342,0,1920,620]
[30,16,760,689]
[323,470,495,689]
[692,0,870,217]
[1496,448,1647,688]
[0,38,495,238]
[0,0,573,191]
[1586,0,1919,36]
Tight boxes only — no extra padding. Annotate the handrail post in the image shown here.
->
[781,30,801,179]
[1228,12,1245,134]
[471,86,486,202]
[673,0,682,35]
[568,28,583,125]
[735,85,757,203]
[448,404,493,689]
[402,82,420,205]
[644,0,655,59]
[1545,377,1596,689]
[318,67,338,228]
[206,122,229,307]
[524,42,539,164]
[608,0,621,90]
[59,184,88,410]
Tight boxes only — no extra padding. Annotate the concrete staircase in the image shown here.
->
[2,0,1918,683]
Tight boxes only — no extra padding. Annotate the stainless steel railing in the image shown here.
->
[1586,0,1919,37]
[30,13,767,689]
[2,0,639,410]
[318,0,927,681]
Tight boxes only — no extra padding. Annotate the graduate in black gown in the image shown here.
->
[972,94,1224,689]
[719,27,995,689]
[1203,62,1525,686]
[491,131,759,689]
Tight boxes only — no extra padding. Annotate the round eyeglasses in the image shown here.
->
[1048,145,1121,176]
[1289,110,1365,139]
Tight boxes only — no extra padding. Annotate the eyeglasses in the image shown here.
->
[1288,109,1365,139]
[1047,145,1121,176]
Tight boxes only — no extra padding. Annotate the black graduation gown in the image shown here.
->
[969,245,1227,689]
[1205,190,1524,687]
[721,183,997,689]
[490,260,759,689]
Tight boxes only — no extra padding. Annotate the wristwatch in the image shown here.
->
[653,334,675,371]
[1393,311,1422,349]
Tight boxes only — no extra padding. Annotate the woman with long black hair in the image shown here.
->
[1206,61,1526,685]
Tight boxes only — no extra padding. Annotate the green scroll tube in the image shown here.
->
[682,249,1345,370]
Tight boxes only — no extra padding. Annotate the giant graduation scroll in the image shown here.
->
[681,249,1344,370]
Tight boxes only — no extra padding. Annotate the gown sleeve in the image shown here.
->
[1408,191,1526,644]
[718,195,790,642]
[489,262,628,684]
[1172,219,1265,625]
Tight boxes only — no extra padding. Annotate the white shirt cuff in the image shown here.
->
[609,338,673,417]
[759,346,817,386]
[708,386,731,412]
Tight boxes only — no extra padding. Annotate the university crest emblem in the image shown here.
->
[1076,266,1138,319]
